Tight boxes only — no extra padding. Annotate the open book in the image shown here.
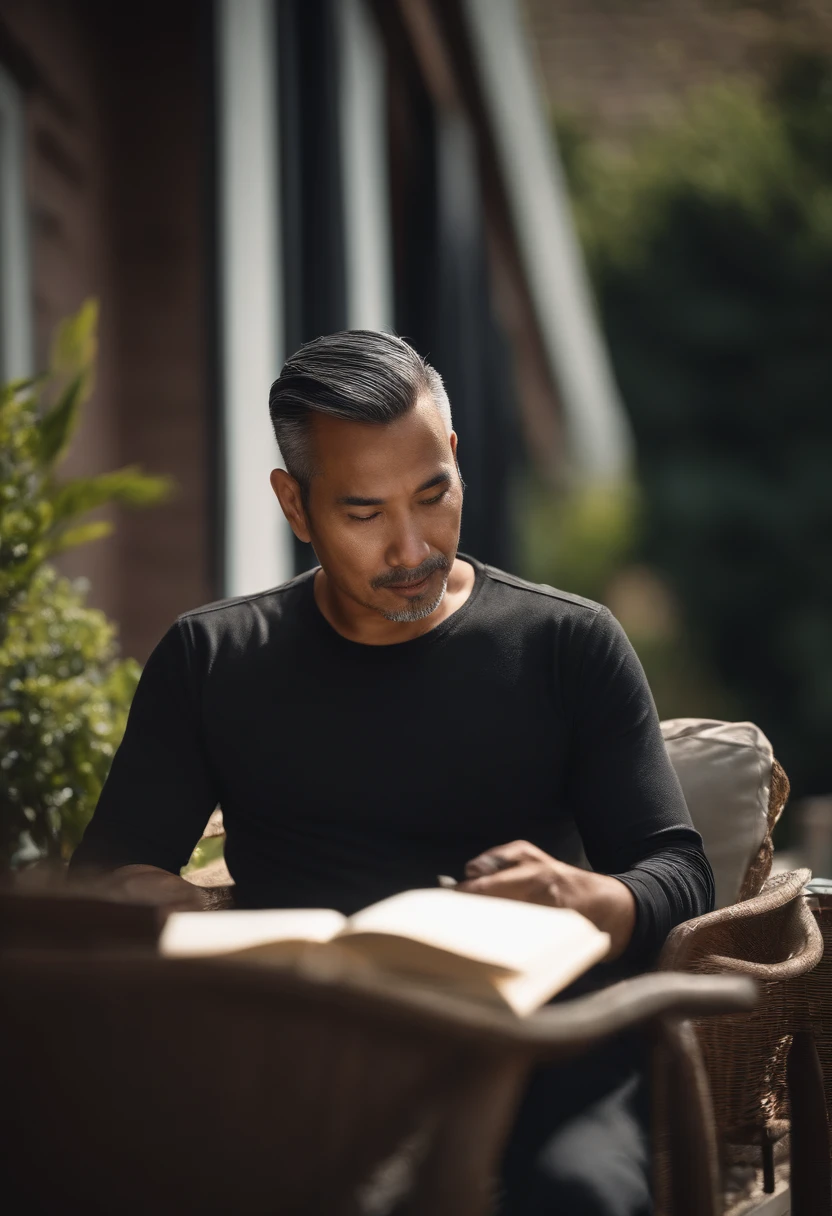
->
[159,888,611,1017]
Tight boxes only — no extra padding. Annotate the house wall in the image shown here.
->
[0,0,120,623]
[0,0,215,663]
[89,1,216,660]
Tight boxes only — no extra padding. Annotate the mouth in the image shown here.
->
[386,572,433,597]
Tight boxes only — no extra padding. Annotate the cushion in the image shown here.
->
[661,718,775,909]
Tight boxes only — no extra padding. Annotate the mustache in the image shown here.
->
[372,554,450,589]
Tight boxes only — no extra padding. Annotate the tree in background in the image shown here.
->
[520,475,737,728]
[548,50,832,801]
[0,303,171,868]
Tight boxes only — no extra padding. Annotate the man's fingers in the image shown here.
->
[457,862,543,899]
[464,855,512,878]
[464,840,542,878]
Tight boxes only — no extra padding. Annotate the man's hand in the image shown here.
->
[75,864,210,912]
[457,840,637,961]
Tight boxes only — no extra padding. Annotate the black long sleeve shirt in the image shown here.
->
[71,554,714,974]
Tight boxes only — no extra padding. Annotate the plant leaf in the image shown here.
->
[47,520,114,555]
[48,467,173,525]
[3,375,46,398]
[37,373,86,468]
[49,300,98,383]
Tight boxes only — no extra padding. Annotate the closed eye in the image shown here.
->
[348,488,450,522]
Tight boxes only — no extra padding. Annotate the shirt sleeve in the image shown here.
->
[564,606,715,970]
[69,620,218,875]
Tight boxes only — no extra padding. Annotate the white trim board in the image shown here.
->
[460,0,633,484]
[336,0,394,332]
[0,64,32,381]
[216,0,293,596]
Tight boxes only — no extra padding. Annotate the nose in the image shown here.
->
[384,527,430,575]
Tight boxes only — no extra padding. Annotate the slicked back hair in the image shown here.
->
[268,331,452,505]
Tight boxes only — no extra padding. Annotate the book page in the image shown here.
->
[159,908,346,958]
[340,888,606,973]
[493,930,612,1016]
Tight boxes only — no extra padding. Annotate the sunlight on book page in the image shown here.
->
[343,888,608,972]
[159,908,346,957]
[493,930,612,1016]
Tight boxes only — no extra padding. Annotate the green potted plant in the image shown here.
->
[0,302,171,869]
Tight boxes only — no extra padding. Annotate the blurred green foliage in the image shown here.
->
[0,302,171,867]
[553,50,832,799]
[520,476,736,724]
[181,833,226,876]
[522,479,642,605]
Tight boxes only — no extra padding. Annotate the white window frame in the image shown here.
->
[336,0,394,332]
[0,64,32,382]
[461,0,633,482]
[216,0,293,597]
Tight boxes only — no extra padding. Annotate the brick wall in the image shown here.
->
[89,1,216,662]
[1,0,121,623]
[0,0,214,663]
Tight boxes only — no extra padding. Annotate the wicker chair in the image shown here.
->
[185,724,828,1211]
[792,887,832,1213]
[798,891,832,1145]
[655,750,829,1215]
[0,929,756,1216]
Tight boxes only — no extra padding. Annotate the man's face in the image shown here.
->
[292,396,463,624]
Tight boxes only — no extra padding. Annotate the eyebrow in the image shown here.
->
[335,471,451,507]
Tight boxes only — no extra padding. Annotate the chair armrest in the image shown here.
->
[182,853,235,909]
[519,972,758,1053]
[296,966,759,1053]
[658,867,823,981]
[199,885,236,911]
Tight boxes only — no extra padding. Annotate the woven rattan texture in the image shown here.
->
[787,898,832,1145]
[659,755,812,1139]
[653,745,821,1213]
[653,869,818,1213]
[737,760,790,904]
[674,872,815,1134]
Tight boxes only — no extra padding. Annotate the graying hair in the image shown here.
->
[268,331,452,500]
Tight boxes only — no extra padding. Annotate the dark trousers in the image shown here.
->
[497,974,653,1216]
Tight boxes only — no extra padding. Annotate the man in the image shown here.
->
[71,330,714,1214]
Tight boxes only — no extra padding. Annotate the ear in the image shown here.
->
[270,468,311,543]
[449,431,464,487]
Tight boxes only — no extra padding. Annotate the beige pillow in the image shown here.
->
[661,718,774,909]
